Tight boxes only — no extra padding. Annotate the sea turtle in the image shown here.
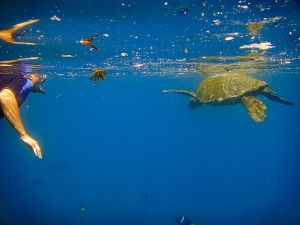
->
[162,74,293,122]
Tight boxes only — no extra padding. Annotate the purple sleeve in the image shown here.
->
[0,74,28,106]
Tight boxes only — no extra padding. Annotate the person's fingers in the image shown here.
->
[20,134,42,159]
[37,148,42,159]
[33,147,42,159]
[32,142,42,159]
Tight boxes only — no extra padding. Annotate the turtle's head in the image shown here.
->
[25,73,47,94]
[188,98,200,109]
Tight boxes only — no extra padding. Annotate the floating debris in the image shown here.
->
[120,52,128,57]
[240,42,275,51]
[38,35,44,40]
[213,32,242,40]
[256,4,271,12]
[225,37,234,41]
[51,15,61,21]
[91,68,107,84]
[239,5,249,10]
[213,19,221,26]
[103,33,110,37]
[164,2,168,6]
[226,32,241,36]
[61,54,75,58]
[133,63,145,68]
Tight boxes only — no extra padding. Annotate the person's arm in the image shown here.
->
[0,88,42,159]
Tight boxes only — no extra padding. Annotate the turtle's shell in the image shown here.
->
[197,74,268,103]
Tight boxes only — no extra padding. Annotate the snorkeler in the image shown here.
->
[0,19,39,45]
[0,73,47,159]
[80,34,100,51]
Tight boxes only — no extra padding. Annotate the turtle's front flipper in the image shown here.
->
[262,87,294,106]
[242,96,267,122]
[162,89,197,98]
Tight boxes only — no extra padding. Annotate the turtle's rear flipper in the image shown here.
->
[262,87,294,105]
[242,96,267,122]
[162,89,196,98]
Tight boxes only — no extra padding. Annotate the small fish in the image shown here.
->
[80,34,100,51]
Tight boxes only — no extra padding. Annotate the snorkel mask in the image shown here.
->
[26,74,47,94]
[36,74,47,94]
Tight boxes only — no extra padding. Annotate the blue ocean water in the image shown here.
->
[0,0,300,225]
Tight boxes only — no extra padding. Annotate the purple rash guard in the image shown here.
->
[0,74,33,119]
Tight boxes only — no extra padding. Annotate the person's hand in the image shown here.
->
[20,134,42,159]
